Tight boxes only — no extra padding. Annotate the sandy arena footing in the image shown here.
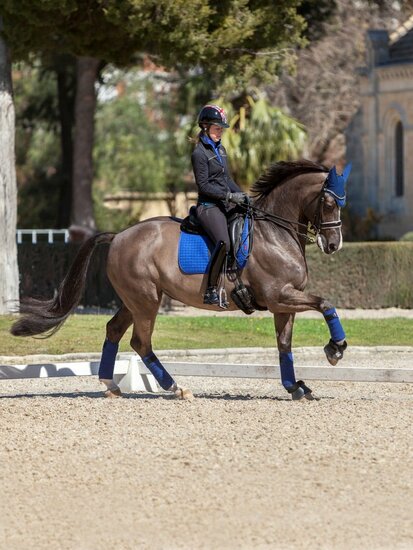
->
[0,345,412,550]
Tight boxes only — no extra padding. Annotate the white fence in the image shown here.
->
[0,356,412,394]
[16,229,70,244]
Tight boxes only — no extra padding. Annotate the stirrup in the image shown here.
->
[203,286,220,305]
[218,288,229,309]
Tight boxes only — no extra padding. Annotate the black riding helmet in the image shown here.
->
[198,104,230,128]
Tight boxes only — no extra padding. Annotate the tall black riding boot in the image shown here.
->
[204,241,227,307]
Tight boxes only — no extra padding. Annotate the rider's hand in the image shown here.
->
[227,192,249,205]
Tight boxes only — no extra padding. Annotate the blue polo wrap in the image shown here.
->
[279,352,296,390]
[98,338,119,379]
[143,352,174,390]
[323,308,346,342]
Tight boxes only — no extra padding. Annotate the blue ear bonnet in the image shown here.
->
[325,163,351,207]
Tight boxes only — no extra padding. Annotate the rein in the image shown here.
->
[239,180,342,244]
[245,203,312,242]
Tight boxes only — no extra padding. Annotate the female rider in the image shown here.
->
[191,104,248,306]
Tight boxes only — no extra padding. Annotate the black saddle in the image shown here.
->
[180,206,203,235]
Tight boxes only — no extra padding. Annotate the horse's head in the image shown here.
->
[250,160,351,254]
[308,164,351,255]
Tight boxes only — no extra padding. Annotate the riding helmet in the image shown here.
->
[198,104,230,128]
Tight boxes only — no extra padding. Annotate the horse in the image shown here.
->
[11,160,351,401]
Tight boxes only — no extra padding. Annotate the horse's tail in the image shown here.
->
[10,232,116,338]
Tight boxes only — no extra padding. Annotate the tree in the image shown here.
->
[53,54,76,228]
[14,59,73,229]
[269,0,411,163]
[2,0,308,227]
[0,17,18,313]
[94,70,175,195]
[72,57,100,230]
[220,94,306,187]
[0,0,311,309]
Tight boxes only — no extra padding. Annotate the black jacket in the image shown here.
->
[191,135,241,205]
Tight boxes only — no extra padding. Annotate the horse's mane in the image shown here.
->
[251,160,328,200]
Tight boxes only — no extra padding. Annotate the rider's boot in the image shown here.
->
[203,241,228,308]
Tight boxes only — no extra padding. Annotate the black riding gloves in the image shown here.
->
[226,192,249,205]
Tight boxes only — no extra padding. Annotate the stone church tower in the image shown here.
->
[346,16,413,238]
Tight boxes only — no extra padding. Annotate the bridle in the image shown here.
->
[311,182,343,233]
[239,179,342,244]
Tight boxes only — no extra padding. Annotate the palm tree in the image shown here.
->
[221,94,307,188]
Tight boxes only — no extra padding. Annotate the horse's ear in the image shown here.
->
[342,162,352,184]
[326,165,347,207]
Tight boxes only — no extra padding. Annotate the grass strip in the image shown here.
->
[0,314,412,356]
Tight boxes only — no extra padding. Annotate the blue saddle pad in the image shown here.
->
[178,218,250,275]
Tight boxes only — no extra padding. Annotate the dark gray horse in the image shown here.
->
[11,160,350,400]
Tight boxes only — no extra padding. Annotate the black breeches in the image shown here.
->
[196,204,230,253]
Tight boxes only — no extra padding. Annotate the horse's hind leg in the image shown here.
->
[130,307,193,400]
[274,313,315,401]
[99,304,133,397]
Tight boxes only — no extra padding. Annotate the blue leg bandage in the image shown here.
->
[142,352,174,390]
[323,308,346,343]
[279,352,296,390]
[98,339,119,379]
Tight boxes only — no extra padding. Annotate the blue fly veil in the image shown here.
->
[324,163,351,207]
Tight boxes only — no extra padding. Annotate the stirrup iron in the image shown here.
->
[219,287,229,309]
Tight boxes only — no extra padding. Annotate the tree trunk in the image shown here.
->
[71,57,99,230]
[55,54,76,228]
[0,22,19,314]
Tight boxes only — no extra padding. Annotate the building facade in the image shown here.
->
[346,17,413,238]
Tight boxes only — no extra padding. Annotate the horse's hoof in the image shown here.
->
[287,380,314,401]
[304,391,320,401]
[174,387,194,401]
[324,339,347,366]
[100,379,122,398]
[104,388,122,398]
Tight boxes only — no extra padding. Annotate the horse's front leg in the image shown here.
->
[277,285,347,366]
[274,313,315,401]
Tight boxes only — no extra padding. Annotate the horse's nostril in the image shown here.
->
[329,243,337,252]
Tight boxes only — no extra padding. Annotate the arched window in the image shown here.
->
[395,121,404,197]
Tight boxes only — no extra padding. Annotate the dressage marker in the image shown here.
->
[0,355,411,393]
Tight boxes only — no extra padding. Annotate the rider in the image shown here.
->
[191,104,248,306]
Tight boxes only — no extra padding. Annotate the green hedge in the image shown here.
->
[306,242,413,308]
[18,243,120,309]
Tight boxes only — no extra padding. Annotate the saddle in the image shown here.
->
[180,206,250,270]
[179,206,261,315]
